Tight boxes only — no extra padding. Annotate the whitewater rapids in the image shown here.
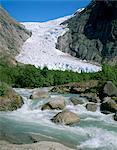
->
[0,88,117,150]
[16,15,101,72]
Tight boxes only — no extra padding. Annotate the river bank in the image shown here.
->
[0,140,75,150]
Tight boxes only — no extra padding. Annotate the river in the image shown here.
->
[0,88,117,150]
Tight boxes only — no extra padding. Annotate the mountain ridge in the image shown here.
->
[0,5,31,65]
[56,0,117,64]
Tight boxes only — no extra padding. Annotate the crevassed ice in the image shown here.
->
[16,14,101,73]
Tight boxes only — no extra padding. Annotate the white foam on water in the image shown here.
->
[78,127,117,150]
[1,89,117,149]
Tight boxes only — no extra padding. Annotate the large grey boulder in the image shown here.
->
[69,97,84,105]
[41,96,65,110]
[103,81,117,97]
[30,89,49,99]
[86,102,98,112]
[100,97,117,114]
[51,110,80,125]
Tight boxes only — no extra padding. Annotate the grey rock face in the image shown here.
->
[0,6,31,64]
[56,0,117,64]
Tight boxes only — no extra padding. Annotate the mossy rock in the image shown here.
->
[0,86,23,111]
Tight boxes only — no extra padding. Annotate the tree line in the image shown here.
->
[0,61,117,89]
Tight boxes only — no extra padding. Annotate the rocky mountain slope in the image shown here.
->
[0,5,31,64]
[56,0,117,64]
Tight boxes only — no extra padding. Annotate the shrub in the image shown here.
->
[0,61,116,88]
[0,82,8,96]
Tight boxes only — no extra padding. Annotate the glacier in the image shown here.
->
[16,14,101,73]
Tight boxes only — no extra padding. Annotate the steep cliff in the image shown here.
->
[0,5,31,64]
[56,0,117,64]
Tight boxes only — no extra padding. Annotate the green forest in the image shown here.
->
[0,61,117,89]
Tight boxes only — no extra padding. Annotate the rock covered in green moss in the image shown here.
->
[0,84,23,111]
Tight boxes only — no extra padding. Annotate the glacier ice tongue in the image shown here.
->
[16,16,101,73]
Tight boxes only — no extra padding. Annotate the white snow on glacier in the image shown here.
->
[16,14,101,73]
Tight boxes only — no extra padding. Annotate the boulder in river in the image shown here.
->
[30,89,49,99]
[86,102,98,112]
[69,97,84,105]
[80,93,101,103]
[0,87,23,111]
[103,81,117,97]
[41,96,65,110]
[100,97,117,114]
[51,110,80,125]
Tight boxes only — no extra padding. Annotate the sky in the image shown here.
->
[1,0,91,22]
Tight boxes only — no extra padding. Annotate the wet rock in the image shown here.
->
[80,93,100,103]
[113,112,117,121]
[41,96,65,110]
[51,86,70,94]
[30,89,49,99]
[86,102,98,112]
[100,97,117,114]
[103,81,117,97]
[69,97,84,105]
[51,110,80,125]
[0,88,23,111]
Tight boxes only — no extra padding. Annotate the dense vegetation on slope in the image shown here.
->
[56,0,117,64]
[0,61,117,88]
